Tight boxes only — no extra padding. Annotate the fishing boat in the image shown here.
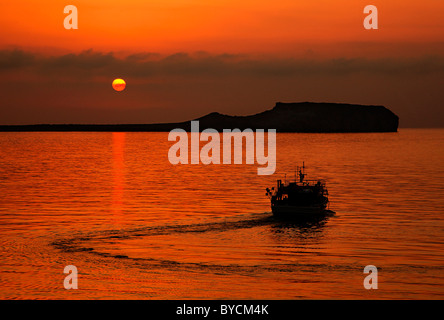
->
[266,163,330,219]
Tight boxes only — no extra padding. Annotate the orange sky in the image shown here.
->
[0,1,443,127]
[1,0,443,55]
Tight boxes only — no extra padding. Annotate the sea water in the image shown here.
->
[0,129,443,299]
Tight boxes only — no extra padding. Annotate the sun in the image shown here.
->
[112,78,126,91]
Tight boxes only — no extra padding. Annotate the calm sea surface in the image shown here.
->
[0,129,443,299]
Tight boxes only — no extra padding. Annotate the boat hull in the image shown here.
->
[271,203,328,219]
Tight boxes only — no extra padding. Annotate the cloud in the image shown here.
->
[0,49,36,70]
[1,49,443,80]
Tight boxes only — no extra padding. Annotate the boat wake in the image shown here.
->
[51,211,341,274]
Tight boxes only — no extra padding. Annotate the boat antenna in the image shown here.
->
[299,162,306,183]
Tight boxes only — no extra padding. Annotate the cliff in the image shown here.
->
[0,102,399,132]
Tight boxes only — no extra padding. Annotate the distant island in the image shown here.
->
[0,102,399,132]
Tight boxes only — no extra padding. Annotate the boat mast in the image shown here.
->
[299,162,306,183]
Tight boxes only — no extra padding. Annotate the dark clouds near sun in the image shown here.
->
[0,49,443,127]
